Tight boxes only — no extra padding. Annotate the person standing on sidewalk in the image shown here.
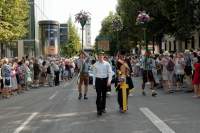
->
[161,51,174,93]
[174,53,185,91]
[33,59,41,88]
[47,61,55,87]
[192,56,200,98]
[184,50,193,92]
[93,51,112,116]
[53,61,60,86]
[1,58,12,98]
[77,51,90,100]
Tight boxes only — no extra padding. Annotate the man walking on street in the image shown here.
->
[141,51,157,97]
[77,51,90,100]
[93,51,112,116]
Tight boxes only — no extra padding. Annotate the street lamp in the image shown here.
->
[75,10,90,50]
[136,11,150,52]
[112,15,123,53]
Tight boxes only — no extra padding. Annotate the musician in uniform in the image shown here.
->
[115,52,131,112]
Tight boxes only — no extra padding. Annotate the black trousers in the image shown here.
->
[54,71,60,86]
[95,78,108,112]
[107,85,111,92]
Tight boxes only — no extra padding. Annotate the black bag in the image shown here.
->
[126,76,134,89]
[166,60,175,71]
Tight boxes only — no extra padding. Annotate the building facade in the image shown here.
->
[39,21,60,56]
[18,0,47,58]
[59,24,68,46]
[162,31,200,52]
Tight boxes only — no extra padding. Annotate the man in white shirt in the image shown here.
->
[93,51,112,116]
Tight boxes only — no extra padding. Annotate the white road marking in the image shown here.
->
[54,111,96,118]
[49,91,58,100]
[13,112,38,133]
[140,107,176,133]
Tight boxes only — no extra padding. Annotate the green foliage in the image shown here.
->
[100,12,116,36]
[0,0,29,42]
[60,17,81,57]
[174,0,196,40]
[98,12,121,55]
[97,0,199,54]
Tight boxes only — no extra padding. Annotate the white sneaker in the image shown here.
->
[129,93,133,96]
[107,92,111,96]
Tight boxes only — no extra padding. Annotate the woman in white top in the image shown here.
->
[161,52,174,93]
[174,53,185,90]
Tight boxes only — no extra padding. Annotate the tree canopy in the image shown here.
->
[60,17,81,57]
[0,0,29,42]
[97,0,200,54]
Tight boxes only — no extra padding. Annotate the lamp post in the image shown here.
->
[136,11,151,70]
[136,11,150,52]
[75,10,90,51]
[112,15,123,52]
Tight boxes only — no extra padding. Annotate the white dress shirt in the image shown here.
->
[93,60,112,85]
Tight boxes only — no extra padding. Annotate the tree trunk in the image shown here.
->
[153,36,155,54]
[1,42,4,58]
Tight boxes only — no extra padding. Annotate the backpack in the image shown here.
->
[166,59,175,71]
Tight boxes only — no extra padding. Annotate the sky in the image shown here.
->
[42,0,118,45]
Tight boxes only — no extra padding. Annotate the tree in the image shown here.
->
[60,17,81,57]
[98,12,122,55]
[173,0,196,40]
[0,0,29,42]
[116,0,176,51]
[193,0,200,29]
[98,0,200,54]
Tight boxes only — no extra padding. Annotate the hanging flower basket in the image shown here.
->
[75,10,91,28]
[136,11,150,25]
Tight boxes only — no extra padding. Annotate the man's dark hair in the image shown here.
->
[42,61,46,66]
[119,50,126,55]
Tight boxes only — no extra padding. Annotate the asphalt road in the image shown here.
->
[0,77,200,133]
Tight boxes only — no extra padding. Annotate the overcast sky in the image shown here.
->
[43,0,117,44]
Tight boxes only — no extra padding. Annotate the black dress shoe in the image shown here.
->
[152,92,157,97]
[97,111,102,116]
[78,93,82,100]
[84,95,88,100]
